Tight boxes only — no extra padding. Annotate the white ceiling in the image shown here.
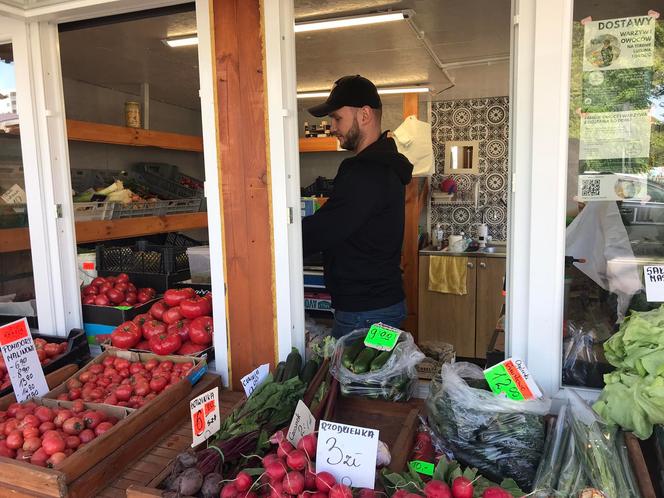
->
[52,0,658,111]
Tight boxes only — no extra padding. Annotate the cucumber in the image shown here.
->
[283,348,302,380]
[351,347,378,374]
[342,339,365,369]
[300,359,318,384]
[275,361,286,382]
[369,350,392,371]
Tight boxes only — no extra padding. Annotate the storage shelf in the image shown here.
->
[299,136,340,152]
[0,212,208,253]
[8,120,203,152]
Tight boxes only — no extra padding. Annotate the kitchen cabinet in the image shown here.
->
[418,254,505,358]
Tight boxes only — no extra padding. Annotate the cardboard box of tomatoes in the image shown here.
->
[100,287,214,358]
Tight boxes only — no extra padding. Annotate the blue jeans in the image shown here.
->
[332,300,407,339]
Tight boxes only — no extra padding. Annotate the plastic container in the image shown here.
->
[77,251,97,286]
[186,245,211,284]
[72,201,115,221]
[112,198,201,218]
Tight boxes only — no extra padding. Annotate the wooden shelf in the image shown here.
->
[299,136,340,152]
[66,120,203,152]
[0,212,208,253]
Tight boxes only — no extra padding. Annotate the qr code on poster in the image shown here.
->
[581,178,601,198]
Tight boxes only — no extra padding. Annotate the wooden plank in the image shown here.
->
[96,487,127,498]
[66,119,203,152]
[149,446,181,459]
[625,432,657,498]
[118,469,154,485]
[0,213,208,253]
[214,0,276,390]
[0,459,65,497]
[126,485,162,498]
[299,137,340,152]
[389,408,420,472]
[71,374,220,498]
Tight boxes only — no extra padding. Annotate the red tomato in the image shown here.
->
[189,316,214,346]
[34,406,54,423]
[111,321,141,349]
[89,364,104,375]
[47,451,67,467]
[30,447,48,466]
[179,296,212,319]
[22,427,40,440]
[23,436,41,452]
[43,343,61,358]
[79,429,95,443]
[125,293,138,305]
[177,341,207,355]
[142,320,167,341]
[135,340,151,351]
[95,422,114,436]
[127,283,137,293]
[129,362,145,375]
[149,375,168,393]
[82,295,96,305]
[6,431,23,449]
[115,385,132,402]
[53,410,72,428]
[115,273,130,283]
[144,359,159,371]
[36,349,47,362]
[18,414,40,429]
[65,435,81,449]
[148,333,182,356]
[140,287,157,297]
[113,357,130,370]
[106,276,117,284]
[81,284,98,296]
[106,288,125,304]
[94,294,110,306]
[161,306,183,325]
[158,360,174,371]
[102,357,115,367]
[134,382,151,396]
[98,282,113,294]
[91,277,107,286]
[62,417,85,435]
[39,421,55,433]
[149,300,169,320]
[163,287,195,308]
[167,319,192,343]
[114,282,128,292]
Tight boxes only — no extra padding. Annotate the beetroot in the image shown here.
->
[296,434,317,459]
[315,472,336,493]
[329,484,353,498]
[235,472,253,493]
[287,449,308,471]
[451,477,473,498]
[482,488,513,498]
[423,480,452,498]
[282,471,305,495]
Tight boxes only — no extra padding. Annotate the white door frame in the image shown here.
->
[1,0,230,384]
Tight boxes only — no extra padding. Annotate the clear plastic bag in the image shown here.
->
[425,362,551,491]
[533,405,569,494]
[330,328,424,402]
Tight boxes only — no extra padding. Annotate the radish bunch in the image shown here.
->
[219,433,357,498]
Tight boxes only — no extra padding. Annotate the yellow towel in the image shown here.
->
[428,256,468,295]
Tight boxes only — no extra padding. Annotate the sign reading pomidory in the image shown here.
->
[315,420,379,489]
[0,318,49,402]
[190,387,220,447]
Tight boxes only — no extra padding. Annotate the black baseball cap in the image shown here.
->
[308,75,382,117]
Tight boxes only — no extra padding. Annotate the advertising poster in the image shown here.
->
[577,173,648,202]
[579,110,651,160]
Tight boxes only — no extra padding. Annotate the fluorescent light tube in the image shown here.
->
[297,86,429,99]
[295,10,412,33]
[163,35,198,47]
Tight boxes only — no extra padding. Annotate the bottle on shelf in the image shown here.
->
[304,121,310,138]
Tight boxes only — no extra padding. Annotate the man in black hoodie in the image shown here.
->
[302,75,414,338]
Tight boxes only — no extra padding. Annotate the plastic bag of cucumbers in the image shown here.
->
[330,327,425,402]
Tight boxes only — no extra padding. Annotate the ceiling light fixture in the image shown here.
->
[297,86,429,99]
[294,10,413,33]
[162,35,198,47]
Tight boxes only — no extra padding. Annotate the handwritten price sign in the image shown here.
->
[0,318,49,403]
[190,387,220,447]
[483,358,542,401]
[287,400,315,446]
[240,363,270,397]
[364,323,402,351]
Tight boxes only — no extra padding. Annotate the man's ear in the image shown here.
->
[359,106,373,125]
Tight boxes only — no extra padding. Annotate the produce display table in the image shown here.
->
[115,390,245,498]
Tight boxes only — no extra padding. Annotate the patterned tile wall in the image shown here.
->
[430,96,509,241]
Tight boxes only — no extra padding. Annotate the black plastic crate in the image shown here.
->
[301,176,334,197]
[96,271,189,293]
[172,281,211,296]
[96,242,190,274]
[0,328,90,398]
[163,232,203,248]
[81,297,159,326]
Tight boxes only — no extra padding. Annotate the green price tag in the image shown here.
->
[483,363,525,401]
[409,460,434,476]
[115,306,133,310]
[364,323,402,351]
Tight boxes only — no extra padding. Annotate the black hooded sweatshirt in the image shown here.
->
[302,132,413,312]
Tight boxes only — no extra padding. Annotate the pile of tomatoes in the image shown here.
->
[110,287,213,356]
[0,399,119,467]
[53,355,195,408]
[80,273,156,307]
[0,339,68,391]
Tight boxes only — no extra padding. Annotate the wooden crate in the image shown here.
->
[329,396,422,473]
[625,432,657,498]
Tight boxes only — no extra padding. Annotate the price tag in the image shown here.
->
[644,266,664,302]
[287,400,316,446]
[190,387,220,447]
[316,420,379,489]
[364,323,402,351]
[483,358,542,401]
[1,184,27,205]
[0,318,49,403]
[240,363,270,397]
[409,460,434,476]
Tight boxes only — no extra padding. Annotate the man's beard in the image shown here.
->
[338,116,360,151]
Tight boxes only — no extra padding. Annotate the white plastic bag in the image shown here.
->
[330,328,424,402]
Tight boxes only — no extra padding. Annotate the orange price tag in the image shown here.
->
[82,262,95,270]
[0,318,29,346]
[204,399,216,416]
[192,408,205,436]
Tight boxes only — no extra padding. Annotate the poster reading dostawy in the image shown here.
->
[579,110,651,160]
[583,15,656,72]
